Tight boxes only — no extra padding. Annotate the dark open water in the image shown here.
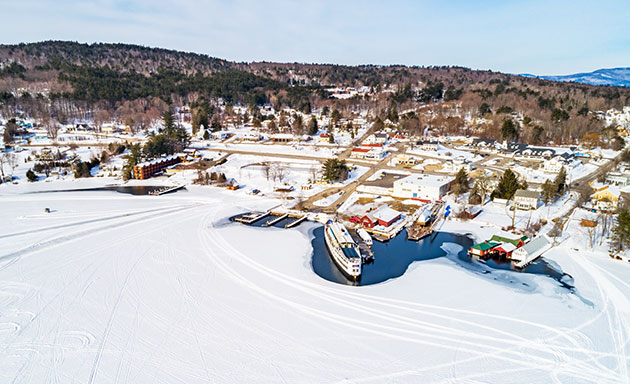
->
[231,213,591,303]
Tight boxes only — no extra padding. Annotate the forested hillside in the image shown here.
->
[1,41,629,145]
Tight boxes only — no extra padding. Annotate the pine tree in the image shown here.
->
[307,117,318,135]
[612,208,630,252]
[492,169,520,200]
[554,166,567,195]
[322,159,348,183]
[501,119,518,141]
[453,167,470,196]
[162,110,174,134]
[541,179,555,205]
[26,169,37,182]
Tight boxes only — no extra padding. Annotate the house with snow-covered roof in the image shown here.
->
[591,185,621,212]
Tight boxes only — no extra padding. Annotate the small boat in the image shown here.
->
[357,228,373,246]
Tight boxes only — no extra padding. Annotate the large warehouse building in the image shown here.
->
[392,174,454,201]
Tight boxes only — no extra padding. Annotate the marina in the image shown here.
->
[230,212,574,291]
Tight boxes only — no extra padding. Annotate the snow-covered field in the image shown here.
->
[207,142,340,158]
[1,182,630,383]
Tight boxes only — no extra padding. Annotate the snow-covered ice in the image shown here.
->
[1,183,629,383]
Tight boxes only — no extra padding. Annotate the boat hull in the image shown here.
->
[324,225,361,280]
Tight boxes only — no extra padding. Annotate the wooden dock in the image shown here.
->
[234,211,270,224]
[407,203,445,241]
[285,215,307,228]
[514,253,545,269]
[266,213,289,226]
[150,184,186,196]
[407,225,433,241]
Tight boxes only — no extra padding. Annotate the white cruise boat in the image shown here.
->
[324,220,362,279]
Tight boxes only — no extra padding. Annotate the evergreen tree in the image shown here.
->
[501,119,518,141]
[452,167,470,196]
[541,179,555,205]
[26,169,37,182]
[554,166,567,194]
[292,115,303,135]
[307,116,318,135]
[331,109,341,125]
[478,103,491,116]
[492,169,520,200]
[162,110,174,134]
[322,158,348,183]
[612,208,630,252]
[192,108,209,135]
[122,143,142,180]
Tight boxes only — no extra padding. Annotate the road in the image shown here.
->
[301,142,409,213]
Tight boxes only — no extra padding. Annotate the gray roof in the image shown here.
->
[517,235,550,256]
[515,189,540,199]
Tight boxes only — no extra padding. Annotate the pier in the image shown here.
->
[234,211,270,224]
[149,184,186,196]
[407,203,445,241]
[285,215,307,228]
[514,255,541,269]
[266,213,289,226]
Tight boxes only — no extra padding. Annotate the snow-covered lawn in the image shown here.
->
[206,142,340,158]
[312,191,344,206]
[0,182,629,382]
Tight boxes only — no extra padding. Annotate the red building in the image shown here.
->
[133,155,181,180]
[359,216,375,228]
[360,206,402,228]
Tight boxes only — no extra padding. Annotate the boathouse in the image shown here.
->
[469,241,501,257]
[489,235,528,248]
[511,235,551,264]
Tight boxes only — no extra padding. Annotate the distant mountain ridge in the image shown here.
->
[520,68,630,87]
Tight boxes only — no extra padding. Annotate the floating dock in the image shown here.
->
[150,184,186,196]
[285,215,307,228]
[266,213,289,226]
[407,203,445,241]
[234,211,270,224]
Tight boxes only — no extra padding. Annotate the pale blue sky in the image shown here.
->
[1,0,628,75]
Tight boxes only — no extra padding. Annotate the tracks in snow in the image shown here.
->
[198,208,629,383]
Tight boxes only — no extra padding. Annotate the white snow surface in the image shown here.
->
[1,183,629,383]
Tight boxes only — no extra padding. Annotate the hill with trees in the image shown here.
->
[1,41,629,146]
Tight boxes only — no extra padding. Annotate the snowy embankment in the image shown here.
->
[0,182,629,382]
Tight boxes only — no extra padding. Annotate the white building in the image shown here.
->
[417,140,439,151]
[364,133,388,145]
[441,159,473,174]
[606,172,630,186]
[514,189,540,210]
[544,157,565,174]
[351,147,387,160]
[511,235,551,263]
[392,174,454,201]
